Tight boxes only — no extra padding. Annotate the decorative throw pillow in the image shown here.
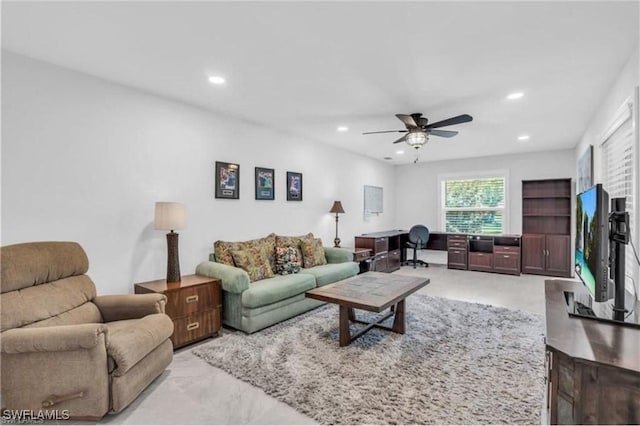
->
[231,248,274,282]
[301,237,327,269]
[275,233,313,268]
[275,245,301,275]
[214,233,276,269]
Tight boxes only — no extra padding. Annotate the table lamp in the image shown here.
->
[154,202,186,283]
[329,201,345,248]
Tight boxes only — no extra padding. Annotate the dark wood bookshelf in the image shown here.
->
[521,178,572,277]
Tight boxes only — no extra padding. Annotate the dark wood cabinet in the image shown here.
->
[522,234,571,276]
[468,252,493,272]
[493,243,521,275]
[354,232,402,273]
[545,280,640,424]
[522,179,572,277]
[447,235,468,270]
[522,234,547,274]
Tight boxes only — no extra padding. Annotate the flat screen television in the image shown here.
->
[574,184,611,302]
[569,184,639,328]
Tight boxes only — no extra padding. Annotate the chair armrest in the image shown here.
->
[324,247,353,264]
[94,294,167,322]
[195,261,250,294]
[1,323,107,353]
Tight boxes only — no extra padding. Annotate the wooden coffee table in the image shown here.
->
[306,272,430,346]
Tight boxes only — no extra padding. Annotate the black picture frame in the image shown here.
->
[286,171,303,201]
[215,161,240,199]
[255,167,275,200]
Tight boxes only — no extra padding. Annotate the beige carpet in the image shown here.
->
[193,294,545,425]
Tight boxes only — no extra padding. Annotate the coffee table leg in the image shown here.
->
[339,305,352,346]
[392,299,406,334]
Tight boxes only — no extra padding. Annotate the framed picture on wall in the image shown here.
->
[215,161,240,199]
[577,145,593,193]
[286,171,303,201]
[255,167,275,200]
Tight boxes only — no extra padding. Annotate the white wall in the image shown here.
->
[575,50,638,183]
[573,49,639,298]
[394,149,575,234]
[1,52,396,294]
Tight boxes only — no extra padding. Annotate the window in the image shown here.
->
[440,174,507,234]
[599,99,636,293]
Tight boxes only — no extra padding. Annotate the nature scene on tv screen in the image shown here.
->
[575,188,598,295]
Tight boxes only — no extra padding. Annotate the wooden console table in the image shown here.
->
[544,280,640,424]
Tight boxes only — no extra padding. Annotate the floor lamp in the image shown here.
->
[154,202,186,283]
[329,201,345,248]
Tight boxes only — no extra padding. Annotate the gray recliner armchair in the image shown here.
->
[0,241,174,420]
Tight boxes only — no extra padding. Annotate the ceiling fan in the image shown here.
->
[363,112,473,150]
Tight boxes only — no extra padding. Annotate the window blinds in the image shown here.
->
[600,109,635,293]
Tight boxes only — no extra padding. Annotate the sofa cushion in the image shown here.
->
[105,314,174,376]
[241,274,316,309]
[301,237,327,268]
[1,275,100,332]
[231,249,274,282]
[275,245,301,275]
[303,262,360,287]
[214,233,276,271]
[1,241,89,293]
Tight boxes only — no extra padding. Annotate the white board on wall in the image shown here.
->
[364,185,383,217]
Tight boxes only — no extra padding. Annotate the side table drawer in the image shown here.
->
[165,284,219,318]
[171,309,221,348]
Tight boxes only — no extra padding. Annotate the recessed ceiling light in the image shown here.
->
[208,75,226,85]
[506,92,524,100]
[518,135,530,141]
[396,150,405,155]
[337,126,349,132]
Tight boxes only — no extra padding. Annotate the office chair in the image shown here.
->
[403,225,429,268]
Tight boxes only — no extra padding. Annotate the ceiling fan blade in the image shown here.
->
[392,134,409,144]
[430,129,458,138]
[362,130,407,135]
[395,114,418,128]
[426,114,473,129]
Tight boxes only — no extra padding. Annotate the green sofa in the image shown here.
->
[196,246,358,334]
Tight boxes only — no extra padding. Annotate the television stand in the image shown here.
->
[563,290,640,329]
[545,280,640,424]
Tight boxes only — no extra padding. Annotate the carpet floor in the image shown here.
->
[193,294,545,425]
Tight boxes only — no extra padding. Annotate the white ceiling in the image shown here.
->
[2,1,638,164]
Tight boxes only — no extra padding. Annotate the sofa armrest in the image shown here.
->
[196,261,250,294]
[1,323,107,354]
[93,294,167,322]
[324,247,353,264]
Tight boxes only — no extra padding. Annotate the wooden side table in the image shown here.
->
[134,274,222,349]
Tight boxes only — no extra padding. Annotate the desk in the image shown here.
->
[545,280,640,424]
[355,230,521,275]
[354,230,405,272]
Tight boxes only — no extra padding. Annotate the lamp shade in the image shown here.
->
[329,201,345,214]
[154,202,186,231]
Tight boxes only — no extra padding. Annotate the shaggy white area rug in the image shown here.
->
[193,294,545,425]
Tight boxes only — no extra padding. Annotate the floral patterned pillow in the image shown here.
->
[275,233,312,267]
[301,237,327,269]
[231,248,274,282]
[275,245,301,275]
[215,233,276,269]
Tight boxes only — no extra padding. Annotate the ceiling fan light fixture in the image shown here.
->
[406,132,427,148]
